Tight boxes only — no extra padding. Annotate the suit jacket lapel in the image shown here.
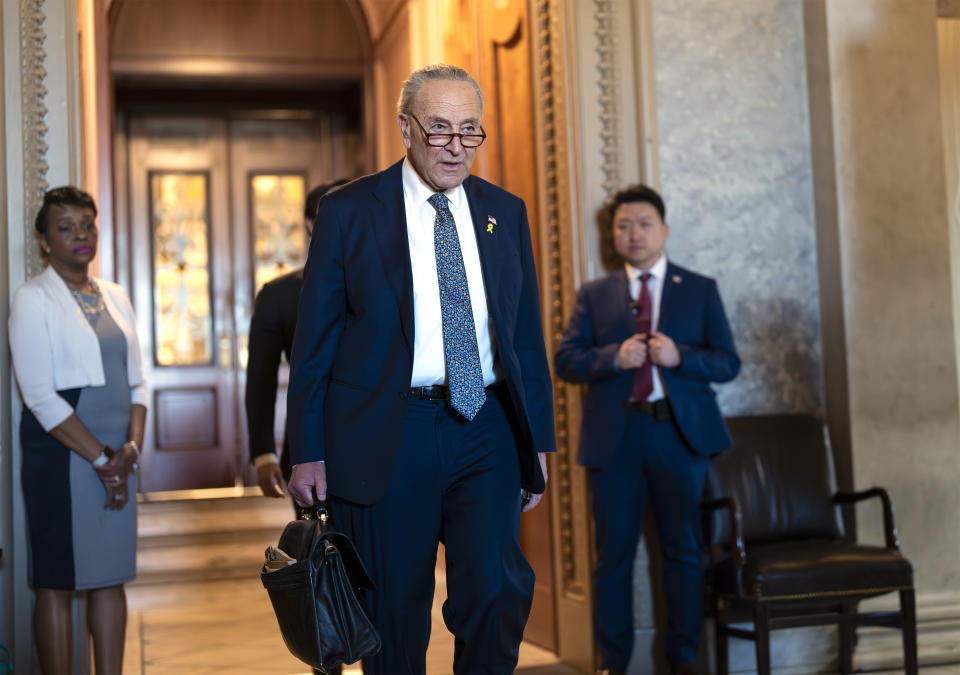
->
[658,262,679,332]
[616,269,635,337]
[371,161,414,350]
[464,177,502,315]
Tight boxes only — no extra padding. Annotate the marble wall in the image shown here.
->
[634,1,960,671]
[652,0,822,417]
[818,4,960,668]
[637,1,826,671]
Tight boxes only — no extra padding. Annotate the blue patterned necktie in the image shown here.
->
[428,193,486,420]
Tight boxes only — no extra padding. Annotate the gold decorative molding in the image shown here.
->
[593,0,620,196]
[534,0,573,595]
[532,1,596,667]
[20,0,49,279]
[533,0,590,599]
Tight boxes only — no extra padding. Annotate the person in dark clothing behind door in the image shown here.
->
[245,179,349,499]
[554,184,740,675]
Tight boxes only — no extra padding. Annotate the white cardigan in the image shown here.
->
[9,265,148,431]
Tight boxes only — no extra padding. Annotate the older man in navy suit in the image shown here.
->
[286,64,555,674]
[555,185,740,675]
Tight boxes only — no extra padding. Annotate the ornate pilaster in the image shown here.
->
[534,0,574,593]
[593,0,620,196]
[20,0,48,278]
[531,0,594,670]
[535,0,583,595]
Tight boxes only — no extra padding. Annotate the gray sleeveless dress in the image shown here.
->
[21,291,137,589]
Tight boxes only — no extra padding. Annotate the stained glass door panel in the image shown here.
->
[150,171,214,366]
[250,173,307,292]
[127,116,236,492]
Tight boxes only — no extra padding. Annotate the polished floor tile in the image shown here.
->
[122,575,960,675]
[122,496,960,674]
[123,571,572,674]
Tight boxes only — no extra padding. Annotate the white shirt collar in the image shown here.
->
[401,157,466,211]
[625,253,668,282]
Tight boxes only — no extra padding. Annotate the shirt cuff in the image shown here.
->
[253,453,279,469]
[290,460,325,470]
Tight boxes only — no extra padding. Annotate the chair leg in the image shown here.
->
[900,588,918,675]
[715,604,729,675]
[838,601,857,674]
[752,602,771,675]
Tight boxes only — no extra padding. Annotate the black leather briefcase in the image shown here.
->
[261,498,380,673]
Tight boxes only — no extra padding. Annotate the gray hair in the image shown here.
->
[396,64,484,116]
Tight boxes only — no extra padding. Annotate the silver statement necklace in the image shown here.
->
[69,277,106,321]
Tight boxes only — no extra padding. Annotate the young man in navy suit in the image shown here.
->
[286,64,556,674]
[555,185,740,675]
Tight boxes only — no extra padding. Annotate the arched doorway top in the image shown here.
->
[353,0,405,43]
[109,0,373,82]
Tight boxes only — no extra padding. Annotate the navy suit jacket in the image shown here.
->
[287,160,556,505]
[554,262,739,467]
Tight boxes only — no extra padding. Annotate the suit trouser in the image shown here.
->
[329,387,535,674]
[588,410,709,669]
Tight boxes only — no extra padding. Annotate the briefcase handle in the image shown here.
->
[292,491,377,592]
[297,489,332,535]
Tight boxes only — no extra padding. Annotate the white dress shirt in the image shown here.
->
[625,254,668,402]
[401,158,499,387]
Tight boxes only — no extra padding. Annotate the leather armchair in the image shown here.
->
[702,414,917,674]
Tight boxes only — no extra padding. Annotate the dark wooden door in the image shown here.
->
[128,115,234,492]
[126,114,362,492]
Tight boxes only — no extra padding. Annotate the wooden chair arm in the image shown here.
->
[835,487,900,550]
[701,496,747,575]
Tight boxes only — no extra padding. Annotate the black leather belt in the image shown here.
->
[408,382,504,402]
[624,397,671,421]
[408,385,451,401]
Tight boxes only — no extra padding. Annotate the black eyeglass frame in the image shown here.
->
[407,114,486,148]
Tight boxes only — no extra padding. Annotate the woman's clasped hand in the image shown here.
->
[92,443,138,509]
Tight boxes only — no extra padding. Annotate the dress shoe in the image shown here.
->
[670,661,698,675]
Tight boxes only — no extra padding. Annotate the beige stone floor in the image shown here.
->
[122,571,576,675]
[119,568,960,675]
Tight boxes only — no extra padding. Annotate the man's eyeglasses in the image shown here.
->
[408,114,486,148]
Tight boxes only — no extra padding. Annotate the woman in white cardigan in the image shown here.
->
[9,186,146,675]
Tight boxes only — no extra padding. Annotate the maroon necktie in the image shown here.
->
[631,272,653,401]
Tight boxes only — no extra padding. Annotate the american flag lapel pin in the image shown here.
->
[487,215,496,234]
